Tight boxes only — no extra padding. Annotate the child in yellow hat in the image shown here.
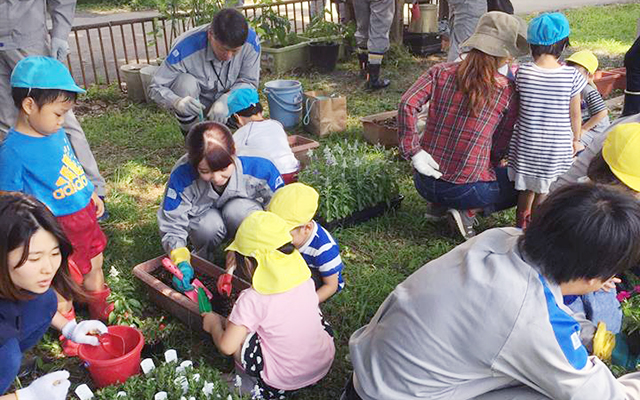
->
[201,211,335,398]
[566,50,610,150]
[267,182,345,302]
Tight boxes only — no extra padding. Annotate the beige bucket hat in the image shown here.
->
[461,11,528,58]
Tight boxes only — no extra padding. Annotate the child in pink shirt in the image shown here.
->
[201,211,335,398]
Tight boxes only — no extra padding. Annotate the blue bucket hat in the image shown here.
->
[227,87,260,117]
[527,13,570,46]
[10,56,85,93]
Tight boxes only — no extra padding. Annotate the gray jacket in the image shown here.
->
[350,228,640,400]
[0,0,75,50]
[158,154,284,253]
[148,24,261,110]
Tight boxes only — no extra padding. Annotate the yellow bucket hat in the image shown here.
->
[602,123,640,192]
[566,50,599,74]
[226,211,311,294]
[267,182,319,229]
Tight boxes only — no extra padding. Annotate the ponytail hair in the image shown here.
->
[456,49,501,117]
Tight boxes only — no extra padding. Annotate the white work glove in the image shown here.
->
[61,319,108,346]
[173,96,204,117]
[16,370,71,400]
[50,37,70,61]
[207,93,230,123]
[411,150,442,179]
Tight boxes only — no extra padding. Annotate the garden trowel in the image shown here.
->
[161,258,213,303]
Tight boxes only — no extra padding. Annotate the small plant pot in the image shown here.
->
[141,341,165,359]
[132,255,250,334]
[309,42,340,73]
[319,195,404,230]
[360,110,399,148]
[288,134,320,167]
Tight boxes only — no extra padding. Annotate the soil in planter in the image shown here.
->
[379,115,398,130]
[150,268,238,318]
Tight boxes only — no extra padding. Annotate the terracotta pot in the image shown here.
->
[594,67,626,97]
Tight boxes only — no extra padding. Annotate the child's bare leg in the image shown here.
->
[532,193,547,210]
[83,252,105,292]
[516,190,535,228]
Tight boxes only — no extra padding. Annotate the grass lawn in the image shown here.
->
[14,3,639,398]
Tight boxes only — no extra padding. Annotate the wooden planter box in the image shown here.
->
[261,39,311,74]
[132,255,250,333]
[360,110,399,148]
[288,134,320,166]
[594,67,626,98]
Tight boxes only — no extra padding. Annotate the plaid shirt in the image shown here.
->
[398,62,518,184]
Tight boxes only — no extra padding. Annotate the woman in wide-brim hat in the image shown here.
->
[398,11,527,240]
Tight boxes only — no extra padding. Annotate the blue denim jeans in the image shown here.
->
[413,167,517,214]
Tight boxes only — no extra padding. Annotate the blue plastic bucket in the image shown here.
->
[264,80,303,129]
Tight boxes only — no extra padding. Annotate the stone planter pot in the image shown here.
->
[360,110,399,148]
[133,255,249,334]
[261,38,311,74]
[120,63,149,103]
[288,134,320,167]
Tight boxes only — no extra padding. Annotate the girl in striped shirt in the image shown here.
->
[508,13,587,228]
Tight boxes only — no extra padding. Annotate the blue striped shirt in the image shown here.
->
[299,222,345,291]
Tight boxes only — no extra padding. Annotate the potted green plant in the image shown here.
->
[298,140,403,228]
[301,12,355,69]
[249,3,310,73]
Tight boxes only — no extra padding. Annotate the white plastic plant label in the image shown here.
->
[154,392,168,400]
[75,384,94,400]
[192,373,200,382]
[180,360,193,369]
[116,392,127,398]
[141,358,156,375]
[164,349,178,363]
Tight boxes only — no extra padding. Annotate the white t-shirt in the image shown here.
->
[233,119,299,175]
[228,279,335,390]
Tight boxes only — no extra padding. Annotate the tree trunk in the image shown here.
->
[390,0,405,44]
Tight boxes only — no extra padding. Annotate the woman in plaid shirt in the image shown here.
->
[398,12,526,240]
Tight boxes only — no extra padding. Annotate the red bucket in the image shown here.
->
[78,325,145,387]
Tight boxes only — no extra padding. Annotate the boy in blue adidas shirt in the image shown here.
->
[0,57,113,354]
[268,183,345,302]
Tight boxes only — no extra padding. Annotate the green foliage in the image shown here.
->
[94,358,248,399]
[621,293,640,336]
[249,1,299,48]
[299,140,401,223]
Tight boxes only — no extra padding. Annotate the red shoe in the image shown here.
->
[87,285,115,322]
[59,307,80,357]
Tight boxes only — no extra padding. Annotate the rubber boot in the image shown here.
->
[357,52,368,79]
[87,284,115,322]
[366,63,391,90]
[59,307,80,357]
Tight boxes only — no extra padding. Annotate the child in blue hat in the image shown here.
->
[0,56,113,355]
[507,13,588,228]
[227,87,299,184]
